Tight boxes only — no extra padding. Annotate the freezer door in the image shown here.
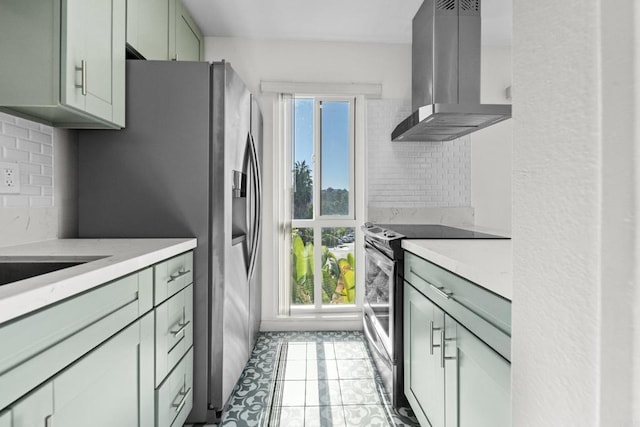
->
[210,62,254,410]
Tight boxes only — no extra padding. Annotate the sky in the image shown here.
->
[294,98,350,190]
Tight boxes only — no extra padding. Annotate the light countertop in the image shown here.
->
[401,239,512,300]
[0,238,197,325]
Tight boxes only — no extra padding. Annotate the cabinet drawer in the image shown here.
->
[0,269,152,409]
[156,348,193,427]
[154,251,193,305]
[155,284,193,385]
[404,252,511,361]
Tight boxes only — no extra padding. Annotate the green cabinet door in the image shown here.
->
[0,0,125,128]
[127,0,170,60]
[404,282,445,427]
[169,0,203,61]
[8,315,154,427]
[10,383,53,427]
[446,320,511,427]
[52,320,143,427]
[63,0,125,124]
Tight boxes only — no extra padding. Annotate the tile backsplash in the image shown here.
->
[366,99,471,208]
[0,112,54,208]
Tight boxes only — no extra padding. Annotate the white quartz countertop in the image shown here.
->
[401,239,512,300]
[0,238,197,325]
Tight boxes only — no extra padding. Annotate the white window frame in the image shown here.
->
[290,95,357,314]
[272,93,366,322]
[261,80,376,330]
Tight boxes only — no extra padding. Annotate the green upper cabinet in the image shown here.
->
[0,0,125,129]
[126,0,170,60]
[169,0,203,61]
[127,0,202,61]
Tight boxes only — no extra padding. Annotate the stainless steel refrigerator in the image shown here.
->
[77,60,263,423]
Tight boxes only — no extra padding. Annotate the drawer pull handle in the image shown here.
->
[168,269,191,283]
[171,320,191,336]
[430,284,453,300]
[409,267,453,300]
[173,386,191,413]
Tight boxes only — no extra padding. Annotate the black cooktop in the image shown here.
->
[375,224,509,239]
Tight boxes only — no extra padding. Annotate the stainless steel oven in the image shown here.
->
[362,228,406,408]
[363,242,395,359]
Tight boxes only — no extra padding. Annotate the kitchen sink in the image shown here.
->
[0,257,103,286]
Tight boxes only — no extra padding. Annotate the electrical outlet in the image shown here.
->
[0,161,21,194]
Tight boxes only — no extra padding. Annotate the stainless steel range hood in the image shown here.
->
[392,0,511,142]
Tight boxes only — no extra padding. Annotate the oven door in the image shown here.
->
[363,241,396,361]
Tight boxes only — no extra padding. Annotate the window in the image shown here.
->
[288,96,358,312]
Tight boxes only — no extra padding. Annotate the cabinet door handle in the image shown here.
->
[440,328,456,368]
[173,386,191,413]
[429,320,441,355]
[171,320,191,336]
[45,415,53,427]
[75,60,87,95]
[168,269,190,283]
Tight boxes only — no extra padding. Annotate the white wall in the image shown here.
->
[512,0,639,425]
[471,46,513,233]
[0,113,77,247]
[205,37,412,100]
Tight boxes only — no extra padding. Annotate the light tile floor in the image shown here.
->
[219,331,418,427]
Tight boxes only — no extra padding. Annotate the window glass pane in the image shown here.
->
[291,227,314,305]
[293,98,314,219]
[320,101,350,216]
[321,227,355,304]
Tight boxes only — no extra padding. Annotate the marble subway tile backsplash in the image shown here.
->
[0,112,54,208]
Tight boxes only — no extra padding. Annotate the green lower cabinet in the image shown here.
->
[155,285,194,385]
[0,250,194,427]
[452,324,511,427]
[4,315,153,427]
[404,281,511,427]
[156,348,193,427]
[405,283,445,427]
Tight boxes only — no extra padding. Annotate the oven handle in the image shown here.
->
[363,311,392,369]
[364,244,395,276]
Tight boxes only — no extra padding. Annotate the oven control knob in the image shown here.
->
[385,231,396,238]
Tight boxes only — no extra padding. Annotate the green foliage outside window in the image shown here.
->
[291,230,355,305]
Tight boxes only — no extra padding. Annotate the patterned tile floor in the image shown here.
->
[219,331,419,427]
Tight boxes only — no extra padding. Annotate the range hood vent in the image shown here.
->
[392,0,511,142]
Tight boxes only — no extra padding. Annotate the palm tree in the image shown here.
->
[293,160,313,219]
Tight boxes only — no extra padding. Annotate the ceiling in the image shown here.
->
[182,0,512,46]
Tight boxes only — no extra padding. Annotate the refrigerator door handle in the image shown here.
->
[247,132,262,281]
